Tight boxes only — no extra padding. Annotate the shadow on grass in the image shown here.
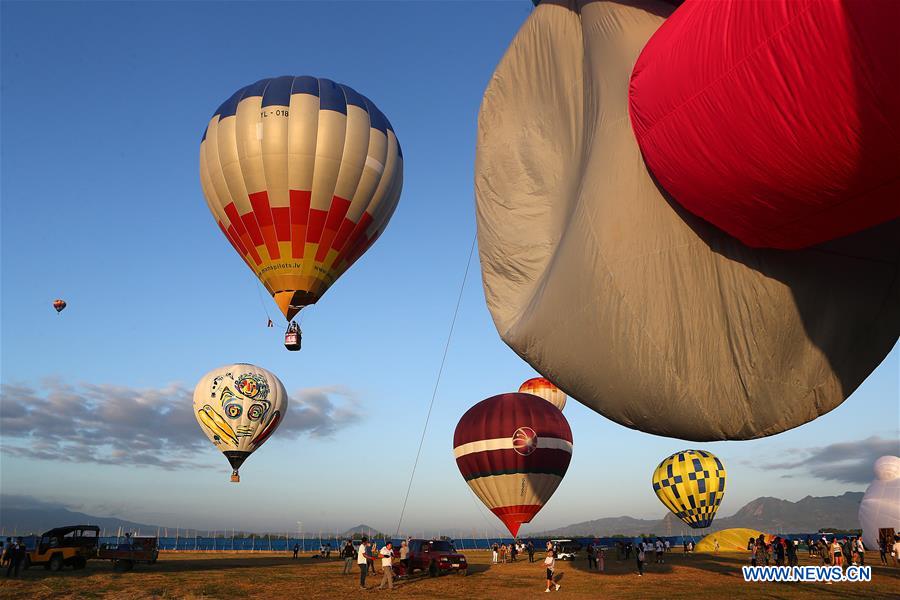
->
[566,555,674,577]
[390,562,491,589]
[16,555,322,580]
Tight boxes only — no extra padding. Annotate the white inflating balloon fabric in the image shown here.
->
[859,455,900,550]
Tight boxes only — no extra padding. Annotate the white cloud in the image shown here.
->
[0,380,363,470]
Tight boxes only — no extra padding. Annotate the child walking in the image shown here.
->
[544,549,560,592]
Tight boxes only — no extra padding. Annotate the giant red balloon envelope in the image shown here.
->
[453,393,572,537]
[629,0,900,249]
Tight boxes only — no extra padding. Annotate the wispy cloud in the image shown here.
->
[0,380,363,470]
[758,436,900,484]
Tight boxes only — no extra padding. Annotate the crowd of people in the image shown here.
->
[490,541,535,563]
[1,537,28,578]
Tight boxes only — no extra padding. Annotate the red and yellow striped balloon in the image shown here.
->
[454,393,573,537]
[518,377,566,411]
[199,76,403,321]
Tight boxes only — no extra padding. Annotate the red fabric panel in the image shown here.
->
[334,211,373,267]
[490,505,542,537]
[307,209,328,245]
[289,190,311,259]
[223,203,262,265]
[249,191,280,260]
[453,393,573,447]
[331,216,357,253]
[272,207,290,242]
[240,213,264,248]
[629,0,900,249]
[455,448,571,481]
[315,196,352,262]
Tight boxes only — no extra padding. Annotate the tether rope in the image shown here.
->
[394,233,478,537]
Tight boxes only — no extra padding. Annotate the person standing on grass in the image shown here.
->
[855,537,865,566]
[655,539,664,563]
[636,541,645,576]
[586,542,596,570]
[492,543,499,564]
[544,549,560,591]
[598,545,605,572]
[357,537,373,590]
[378,541,394,590]
[342,541,355,575]
[5,538,25,578]
[292,543,299,559]
[830,537,843,571]
[892,536,900,567]
[786,536,798,567]
[878,537,888,566]
[367,541,377,575]
[399,540,409,576]
[527,540,535,563]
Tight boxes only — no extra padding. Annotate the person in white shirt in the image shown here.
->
[378,542,395,590]
[399,540,409,577]
[855,537,865,566]
[357,537,373,589]
[544,550,560,592]
[892,538,900,568]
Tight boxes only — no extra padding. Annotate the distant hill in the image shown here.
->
[340,524,385,538]
[0,496,162,536]
[535,492,864,537]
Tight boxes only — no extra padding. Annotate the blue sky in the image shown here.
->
[1,1,897,537]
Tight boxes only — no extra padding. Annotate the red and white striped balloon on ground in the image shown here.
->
[518,377,566,411]
[453,393,573,537]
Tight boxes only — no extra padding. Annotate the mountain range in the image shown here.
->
[534,492,864,537]
[0,492,864,537]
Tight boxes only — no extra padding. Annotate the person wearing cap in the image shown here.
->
[357,537,374,590]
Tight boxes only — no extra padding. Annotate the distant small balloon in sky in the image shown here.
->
[52,299,66,314]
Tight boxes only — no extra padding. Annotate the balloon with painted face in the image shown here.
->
[192,363,287,482]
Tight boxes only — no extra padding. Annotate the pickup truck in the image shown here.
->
[395,539,467,577]
[97,536,159,571]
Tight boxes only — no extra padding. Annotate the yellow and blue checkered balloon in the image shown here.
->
[652,450,726,529]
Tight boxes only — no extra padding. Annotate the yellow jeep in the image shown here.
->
[26,525,100,571]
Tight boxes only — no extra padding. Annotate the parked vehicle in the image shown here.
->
[97,536,159,571]
[395,539,467,577]
[25,525,100,571]
[550,539,582,560]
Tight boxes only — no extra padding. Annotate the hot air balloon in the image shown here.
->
[52,299,66,314]
[859,455,900,550]
[475,0,900,441]
[453,393,572,537]
[518,377,566,411]
[629,0,900,249]
[652,450,726,529]
[193,364,287,482]
[198,76,403,342]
